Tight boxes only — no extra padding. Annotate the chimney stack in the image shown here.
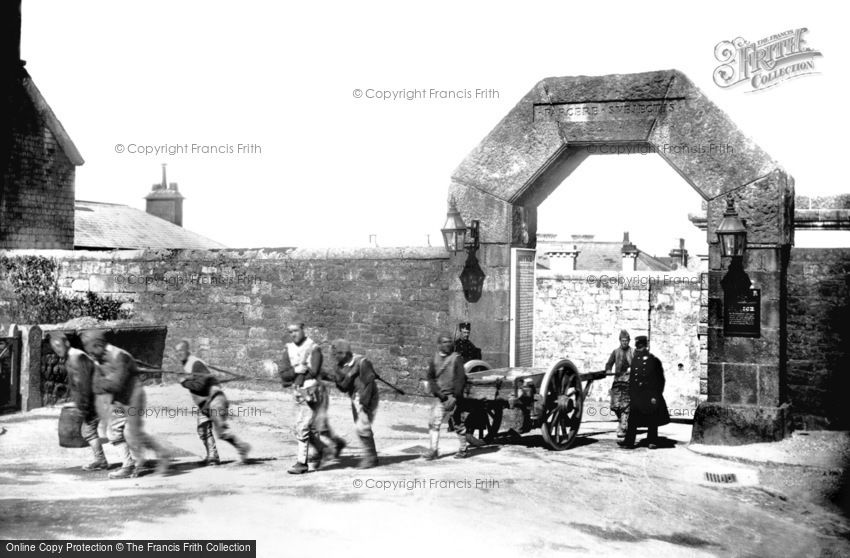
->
[669,238,689,268]
[2,1,22,70]
[145,163,184,227]
[621,231,638,272]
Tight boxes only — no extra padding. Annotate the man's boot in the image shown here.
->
[422,428,440,460]
[199,423,220,466]
[204,436,221,466]
[325,433,347,459]
[224,435,251,464]
[288,440,310,474]
[83,438,109,471]
[308,435,327,472]
[454,432,471,459]
[358,435,378,469]
[108,442,137,479]
[647,425,659,450]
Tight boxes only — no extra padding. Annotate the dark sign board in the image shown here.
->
[724,288,761,337]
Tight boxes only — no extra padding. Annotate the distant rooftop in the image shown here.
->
[74,201,226,250]
[538,234,680,272]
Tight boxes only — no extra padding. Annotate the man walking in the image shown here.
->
[175,340,251,466]
[331,339,379,469]
[81,330,172,479]
[281,323,346,474]
[605,330,634,440]
[619,336,670,449]
[424,333,471,460]
[48,331,108,471]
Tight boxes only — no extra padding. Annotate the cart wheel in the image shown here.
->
[539,359,583,450]
[464,359,492,374]
[465,402,503,444]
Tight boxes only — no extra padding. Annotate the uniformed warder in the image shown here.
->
[330,339,379,469]
[80,330,173,479]
[605,330,635,440]
[175,340,251,466]
[453,322,482,364]
[280,323,346,474]
[48,331,108,471]
[424,334,471,460]
[619,336,670,450]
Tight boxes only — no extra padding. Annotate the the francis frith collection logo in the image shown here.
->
[713,28,822,92]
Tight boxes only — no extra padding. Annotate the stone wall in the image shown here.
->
[534,270,704,413]
[3,246,846,426]
[787,248,850,429]
[0,248,453,396]
[0,75,76,249]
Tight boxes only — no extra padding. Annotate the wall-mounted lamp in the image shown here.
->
[716,196,747,258]
[441,199,480,254]
[441,199,485,302]
[717,196,758,337]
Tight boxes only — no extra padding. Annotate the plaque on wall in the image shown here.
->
[724,288,761,338]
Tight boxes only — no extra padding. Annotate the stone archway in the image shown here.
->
[448,70,794,444]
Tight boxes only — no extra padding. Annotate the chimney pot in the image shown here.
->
[145,166,184,227]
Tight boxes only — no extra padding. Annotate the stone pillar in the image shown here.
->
[447,181,513,368]
[692,170,794,444]
[18,324,42,411]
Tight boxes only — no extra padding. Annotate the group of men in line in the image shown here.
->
[604,329,670,449]
[54,320,669,479]
[278,321,483,472]
[52,321,408,478]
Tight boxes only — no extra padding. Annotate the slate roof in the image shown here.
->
[539,240,676,272]
[74,201,226,250]
[22,71,84,166]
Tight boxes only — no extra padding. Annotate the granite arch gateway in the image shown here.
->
[447,70,794,444]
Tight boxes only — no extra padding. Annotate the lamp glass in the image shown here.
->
[441,201,468,253]
[718,231,746,258]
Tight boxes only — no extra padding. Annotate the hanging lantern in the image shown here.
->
[459,252,486,303]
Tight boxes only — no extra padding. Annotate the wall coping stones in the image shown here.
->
[0,246,450,262]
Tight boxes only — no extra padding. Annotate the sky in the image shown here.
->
[20,0,849,254]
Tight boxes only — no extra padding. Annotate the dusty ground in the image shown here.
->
[2,385,849,558]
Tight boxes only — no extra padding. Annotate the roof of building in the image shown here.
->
[538,238,676,272]
[74,201,226,250]
[22,71,84,166]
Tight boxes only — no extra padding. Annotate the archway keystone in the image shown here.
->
[449,70,793,445]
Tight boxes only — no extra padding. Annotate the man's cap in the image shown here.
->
[635,335,648,346]
[331,339,352,353]
[458,322,471,330]
[47,331,68,343]
[619,329,630,339]
[79,329,106,344]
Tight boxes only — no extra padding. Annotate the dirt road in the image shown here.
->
[1,385,848,558]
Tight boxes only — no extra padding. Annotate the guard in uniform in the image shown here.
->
[604,330,634,440]
[281,323,346,474]
[453,322,482,364]
[331,339,379,469]
[619,336,670,449]
[48,331,108,471]
[423,334,471,460]
[175,340,251,465]
[81,330,172,479]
